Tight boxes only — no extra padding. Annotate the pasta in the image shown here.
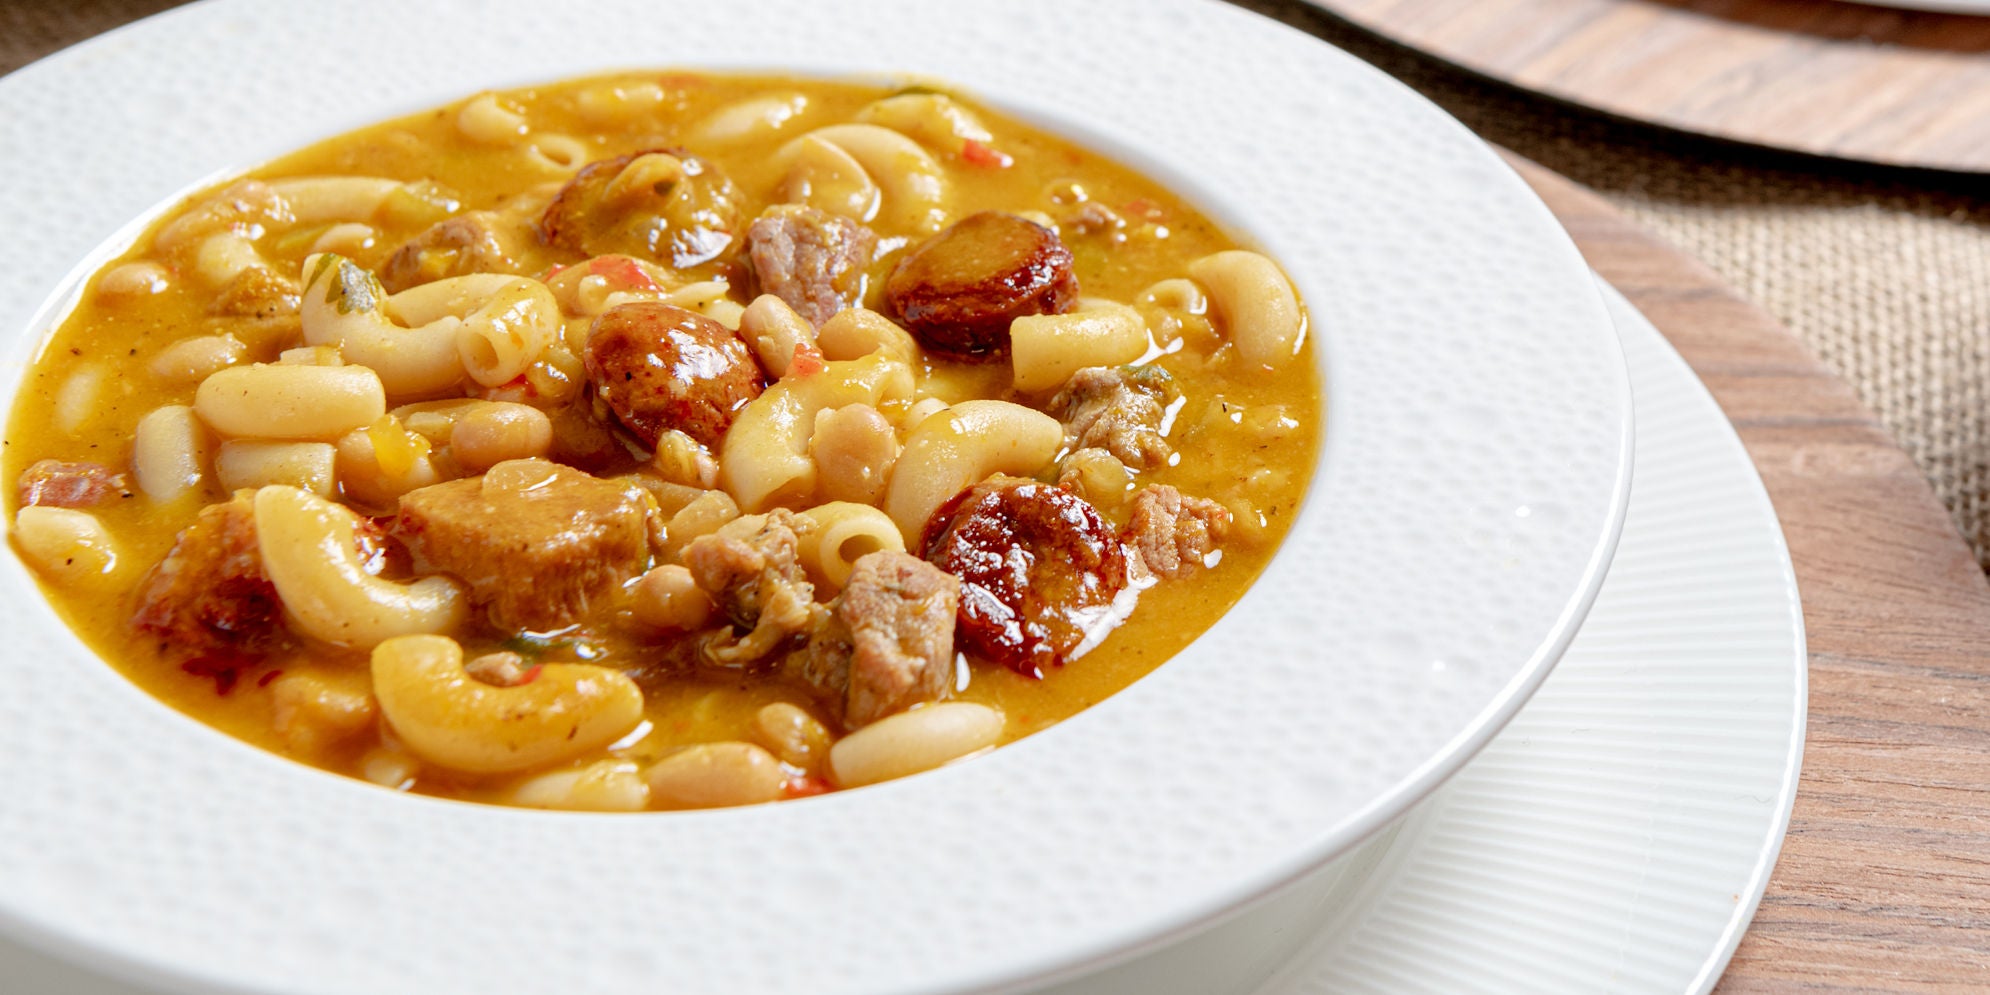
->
[1188,250,1304,369]
[1009,301,1150,393]
[5,72,1318,812]
[193,363,387,441]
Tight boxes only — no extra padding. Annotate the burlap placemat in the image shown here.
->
[8,0,1990,568]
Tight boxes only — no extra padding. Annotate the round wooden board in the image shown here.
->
[1308,0,1990,174]
[1513,153,1990,990]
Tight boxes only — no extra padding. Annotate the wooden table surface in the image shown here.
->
[1311,0,1990,173]
[1516,155,1990,991]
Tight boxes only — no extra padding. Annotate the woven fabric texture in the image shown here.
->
[7,0,1990,567]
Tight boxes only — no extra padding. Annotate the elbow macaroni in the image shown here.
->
[881,399,1063,542]
[719,353,915,512]
[1009,302,1150,393]
[254,486,468,647]
[796,502,905,590]
[371,633,644,774]
[1189,250,1303,369]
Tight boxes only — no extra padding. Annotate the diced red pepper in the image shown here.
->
[256,669,284,688]
[961,139,1013,169]
[181,656,243,695]
[782,774,832,799]
[588,255,659,291]
[789,343,826,378]
[516,664,543,686]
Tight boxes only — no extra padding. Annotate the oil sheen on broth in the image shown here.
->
[5,73,1319,811]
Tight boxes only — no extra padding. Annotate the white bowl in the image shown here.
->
[0,1,1631,992]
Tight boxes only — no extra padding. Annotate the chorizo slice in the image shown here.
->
[17,459,131,509]
[920,475,1129,678]
[379,211,528,292]
[539,148,744,268]
[883,212,1077,358]
[583,301,765,449]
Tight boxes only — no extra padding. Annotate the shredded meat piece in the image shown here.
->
[17,459,131,508]
[1124,484,1231,579]
[379,211,526,292]
[797,551,958,727]
[133,493,278,663]
[683,510,821,666]
[746,204,876,327]
[393,459,649,631]
[464,651,534,687]
[1047,366,1180,469]
[210,266,300,319]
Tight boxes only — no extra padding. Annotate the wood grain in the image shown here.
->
[1312,0,1990,173]
[1513,153,1990,991]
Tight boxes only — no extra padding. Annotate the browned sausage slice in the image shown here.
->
[540,149,744,267]
[583,302,765,449]
[17,459,130,508]
[883,212,1077,358]
[920,475,1129,678]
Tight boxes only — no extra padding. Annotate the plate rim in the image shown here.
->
[0,2,1633,992]
[1250,279,1807,994]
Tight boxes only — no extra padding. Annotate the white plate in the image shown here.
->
[0,282,1805,995]
[0,2,1631,992]
[1025,282,1804,994]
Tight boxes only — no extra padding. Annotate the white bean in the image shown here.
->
[828,702,1003,788]
[511,760,651,812]
[12,507,120,586]
[645,742,786,809]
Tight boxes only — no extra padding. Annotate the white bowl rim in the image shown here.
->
[0,1,1632,992]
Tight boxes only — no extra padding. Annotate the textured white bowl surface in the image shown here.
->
[0,1,1630,992]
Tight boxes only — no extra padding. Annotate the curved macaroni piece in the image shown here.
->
[881,399,1063,543]
[574,80,667,126]
[371,634,644,775]
[739,295,817,378]
[796,502,906,590]
[1188,250,1303,369]
[302,255,559,394]
[688,92,809,146]
[402,276,560,388]
[719,353,915,512]
[194,363,386,441]
[854,93,994,156]
[522,133,589,174]
[254,486,467,647]
[776,134,881,222]
[785,124,947,233]
[267,176,402,225]
[300,253,462,396]
[456,92,528,146]
[1009,301,1150,393]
